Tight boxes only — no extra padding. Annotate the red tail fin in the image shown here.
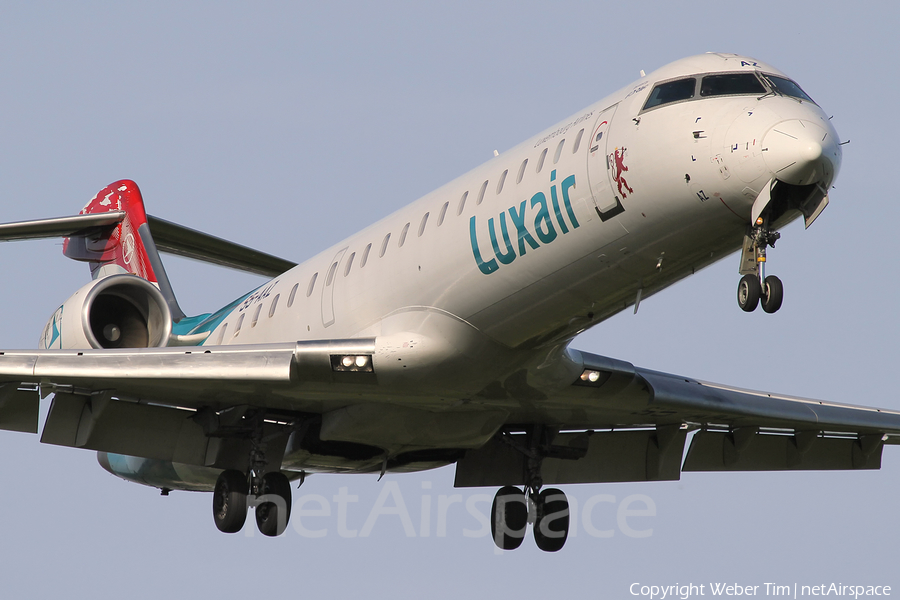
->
[63,180,158,282]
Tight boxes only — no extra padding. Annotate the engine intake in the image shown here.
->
[41,274,173,349]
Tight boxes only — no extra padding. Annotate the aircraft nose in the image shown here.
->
[762,119,841,187]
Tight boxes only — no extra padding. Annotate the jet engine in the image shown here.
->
[40,274,173,350]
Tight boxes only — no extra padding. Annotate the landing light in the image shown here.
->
[581,370,601,382]
[331,354,374,373]
[574,368,609,387]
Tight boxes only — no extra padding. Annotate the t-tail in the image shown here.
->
[62,179,185,321]
[0,179,295,350]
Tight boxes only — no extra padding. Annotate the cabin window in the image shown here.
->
[361,243,372,267]
[269,294,280,317]
[476,180,489,205]
[325,261,338,286]
[457,191,468,215]
[306,272,318,297]
[287,283,299,307]
[536,148,548,173]
[700,73,766,97]
[251,304,262,327]
[553,139,565,164]
[496,170,508,194]
[398,223,410,247]
[418,212,429,237]
[763,74,815,103]
[516,159,528,183]
[438,201,449,226]
[572,128,584,153]
[233,314,244,338]
[643,77,696,110]
[380,233,391,257]
[344,252,355,276]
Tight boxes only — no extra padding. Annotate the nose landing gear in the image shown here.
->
[737,217,783,313]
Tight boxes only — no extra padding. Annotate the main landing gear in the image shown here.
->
[737,216,783,313]
[211,413,292,536]
[491,426,574,552]
[491,485,571,552]
[213,469,293,537]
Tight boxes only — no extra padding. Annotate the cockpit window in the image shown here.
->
[763,74,815,103]
[642,77,696,110]
[700,73,766,97]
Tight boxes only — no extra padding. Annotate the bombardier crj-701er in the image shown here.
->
[0,53,891,551]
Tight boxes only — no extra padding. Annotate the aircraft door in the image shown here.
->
[321,247,347,328]
[586,105,625,220]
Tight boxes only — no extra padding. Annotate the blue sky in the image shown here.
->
[0,2,898,597]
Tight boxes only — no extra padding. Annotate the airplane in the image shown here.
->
[0,52,894,552]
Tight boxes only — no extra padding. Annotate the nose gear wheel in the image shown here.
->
[737,274,761,312]
[737,215,783,313]
[761,275,784,313]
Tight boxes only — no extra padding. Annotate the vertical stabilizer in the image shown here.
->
[63,180,186,321]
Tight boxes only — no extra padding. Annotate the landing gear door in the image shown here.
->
[586,105,619,214]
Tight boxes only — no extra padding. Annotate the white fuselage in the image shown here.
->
[202,53,840,364]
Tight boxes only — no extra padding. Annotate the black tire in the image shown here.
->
[490,486,528,551]
[213,470,248,534]
[534,488,569,552]
[256,472,292,537]
[737,274,761,312]
[761,275,783,313]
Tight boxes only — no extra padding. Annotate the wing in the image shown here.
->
[2,342,899,485]
[455,349,900,487]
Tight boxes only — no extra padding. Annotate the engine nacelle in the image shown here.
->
[40,274,173,349]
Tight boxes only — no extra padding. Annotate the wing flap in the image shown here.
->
[682,429,883,471]
[41,392,211,465]
[455,428,687,487]
[0,383,39,434]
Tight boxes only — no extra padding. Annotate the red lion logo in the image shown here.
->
[610,147,634,198]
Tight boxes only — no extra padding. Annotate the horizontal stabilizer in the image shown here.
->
[0,211,295,277]
[147,216,296,278]
[0,212,125,241]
